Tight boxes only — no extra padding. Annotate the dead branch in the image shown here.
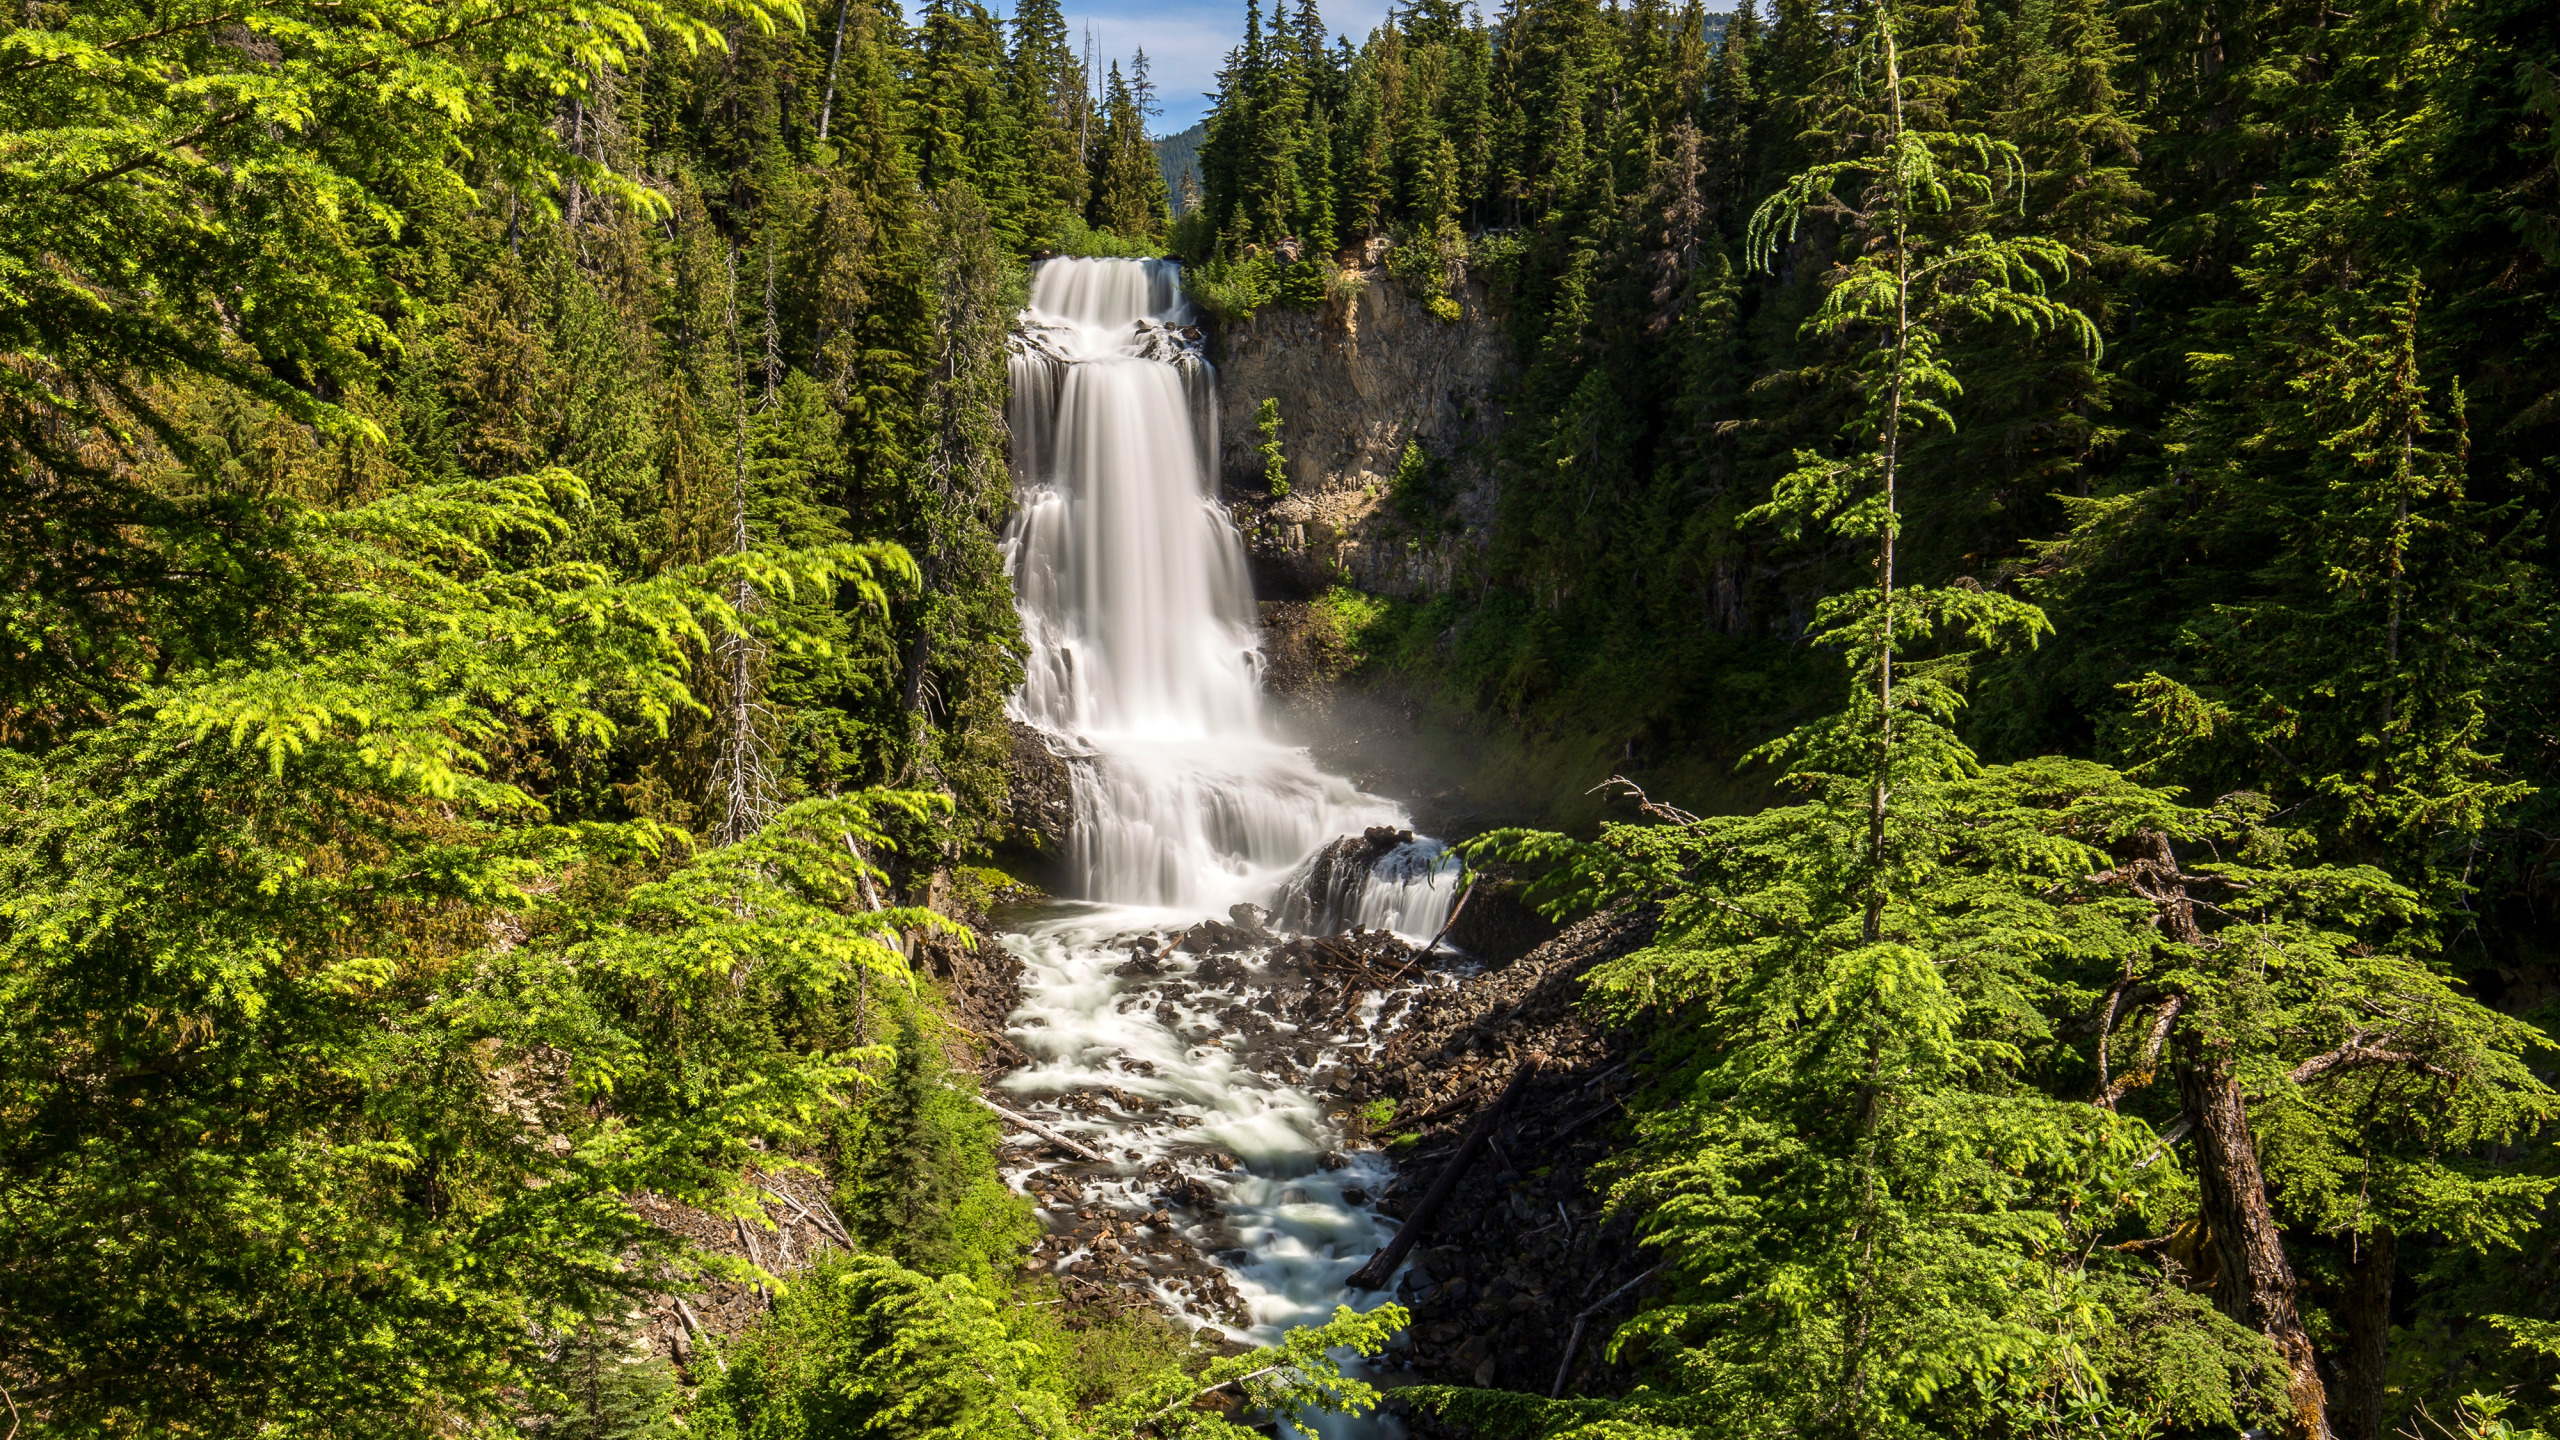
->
[972,1092,1111,1163]
[1590,774,1701,826]
[1347,1055,1544,1290]
[2096,996,2186,1109]
[2284,1036,2454,1088]
[1551,1264,1664,1398]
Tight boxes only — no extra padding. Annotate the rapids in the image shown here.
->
[994,258,1458,1435]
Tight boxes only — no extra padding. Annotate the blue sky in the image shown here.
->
[1064,0,1398,133]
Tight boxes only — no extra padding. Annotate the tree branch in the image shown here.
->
[2282,1036,2454,1089]
[2096,995,2184,1109]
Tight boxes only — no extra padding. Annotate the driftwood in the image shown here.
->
[764,1184,854,1246]
[733,1216,771,1305]
[673,1297,723,1373]
[1346,1055,1542,1290]
[972,1093,1111,1164]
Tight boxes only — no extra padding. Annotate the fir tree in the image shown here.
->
[1009,0,1091,249]
[1087,59,1173,239]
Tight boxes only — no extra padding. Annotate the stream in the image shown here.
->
[994,258,1460,1436]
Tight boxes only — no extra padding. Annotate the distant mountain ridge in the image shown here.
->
[1154,123,1205,216]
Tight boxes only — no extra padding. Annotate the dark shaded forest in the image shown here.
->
[6,0,2560,1437]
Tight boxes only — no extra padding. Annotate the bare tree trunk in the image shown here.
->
[2181,1050,2333,1440]
[816,0,849,140]
[2337,1226,2397,1440]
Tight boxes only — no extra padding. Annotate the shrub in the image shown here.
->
[1048,216,1163,259]
[1254,398,1289,497]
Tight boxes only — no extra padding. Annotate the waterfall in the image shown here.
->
[1003,257,1457,929]
[994,258,1457,1432]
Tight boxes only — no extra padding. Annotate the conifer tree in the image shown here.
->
[1009,0,1091,249]
[1740,3,2095,925]
[913,0,1028,248]
[1087,59,1173,238]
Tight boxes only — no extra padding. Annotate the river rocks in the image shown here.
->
[990,914,1471,1339]
[1353,906,1668,1415]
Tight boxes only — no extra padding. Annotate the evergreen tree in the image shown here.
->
[1087,59,1173,238]
[913,0,1027,247]
[1009,0,1091,249]
[844,1013,1037,1285]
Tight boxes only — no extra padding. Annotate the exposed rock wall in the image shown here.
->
[1212,270,1512,597]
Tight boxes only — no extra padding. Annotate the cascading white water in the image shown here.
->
[1003,258,1457,928]
[996,258,1461,1435]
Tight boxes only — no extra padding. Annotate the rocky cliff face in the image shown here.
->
[1212,269,1511,597]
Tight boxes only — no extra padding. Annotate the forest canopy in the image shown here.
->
[4,0,2560,1437]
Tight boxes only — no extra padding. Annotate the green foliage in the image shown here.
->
[0,0,1175,1430]
[699,1261,1406,1440]
[1310,584,1389,669]
[1386,438,1458,531]
[1368,4,2560,1434]
[1046,215,1165,259]
[1254,396,1291,496]
[839,1011,1039,1289]
[535,1321,686,1440]
[0,457,959,1431]
[1386,231,1467,322]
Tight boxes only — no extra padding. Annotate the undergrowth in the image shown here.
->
[1047,216,1164,259]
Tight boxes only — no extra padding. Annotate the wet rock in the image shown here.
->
[1272,831,1404,935]
[1003,720,1074,852]
[1177,919,1261,954]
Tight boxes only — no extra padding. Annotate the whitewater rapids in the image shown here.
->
[993,257,1462,1436]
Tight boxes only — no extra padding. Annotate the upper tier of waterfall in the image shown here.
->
[1002,258,1457,929]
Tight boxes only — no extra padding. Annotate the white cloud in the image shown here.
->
[1057,0,1397,132]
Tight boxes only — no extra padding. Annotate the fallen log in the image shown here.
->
[972,1093,1111,1164]
[1411,874,1480,964]
[1345,1054,1542,1290]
